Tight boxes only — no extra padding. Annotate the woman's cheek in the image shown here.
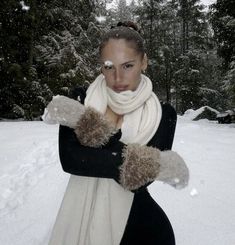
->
[105,77,114,88]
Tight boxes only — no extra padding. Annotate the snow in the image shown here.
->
[104,60,114,68]
[183,106,219,120]
[190,187,199,197]
[95,16,106,23]
[1,116,235,245]
[19,1,30,11]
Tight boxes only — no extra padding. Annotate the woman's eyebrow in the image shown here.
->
[100,60,136,66]
[121,60,135,65]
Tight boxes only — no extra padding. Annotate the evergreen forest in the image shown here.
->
[0,0,234,119]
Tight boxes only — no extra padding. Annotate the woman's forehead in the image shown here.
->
[100,39,141,63]
[101,39,138,55]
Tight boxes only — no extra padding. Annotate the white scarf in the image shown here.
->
[48,74,162,245]
[85,74,162,145]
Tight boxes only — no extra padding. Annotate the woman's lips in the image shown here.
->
[113,85,129,92]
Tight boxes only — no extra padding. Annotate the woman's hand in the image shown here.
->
[119,144,189,191]
[42,96,118,148]
[42,95,85,128]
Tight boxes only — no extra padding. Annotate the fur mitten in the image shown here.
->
[119,144,189,191]
[42,95,117,147]
[74,107,117,147]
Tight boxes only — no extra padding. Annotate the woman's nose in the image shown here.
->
[114,68,122,83]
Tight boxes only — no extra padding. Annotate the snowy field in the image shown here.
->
[0,115,235,245]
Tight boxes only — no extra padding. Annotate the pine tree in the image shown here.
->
[0,0,101,119]
[116,0,132,21]
[172,0,217,112]
[135,0,162,89]
[210,0,235,107]
[133,0,220,112]
[0,0,54,118]
[210,0,235,70]
[35,1,102,95]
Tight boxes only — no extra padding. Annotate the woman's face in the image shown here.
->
[100,39,147,93]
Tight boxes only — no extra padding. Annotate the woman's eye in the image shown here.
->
[123,64,134,69]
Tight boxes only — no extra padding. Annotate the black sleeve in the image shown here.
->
[58,85,127,182]
[59,125,125,182]
[147,103,177,150]
[59,86,176,191]
[106,103,177,193]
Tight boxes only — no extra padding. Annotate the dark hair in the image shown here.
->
[99,21,145,58]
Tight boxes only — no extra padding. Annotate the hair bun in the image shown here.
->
[112,21,140,33]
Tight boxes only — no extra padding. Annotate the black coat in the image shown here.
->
[59,86,177,245]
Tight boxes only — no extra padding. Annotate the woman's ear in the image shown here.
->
[142,53,148,72]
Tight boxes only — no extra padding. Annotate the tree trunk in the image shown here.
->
[181,0,189,54]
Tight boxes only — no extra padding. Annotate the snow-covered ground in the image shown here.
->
[0,116,235,245]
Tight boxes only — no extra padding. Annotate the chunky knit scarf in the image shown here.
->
[48,74,162,245]
[85,74,162,145]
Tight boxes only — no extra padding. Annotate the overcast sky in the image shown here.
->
[108,0,216,9]
[200,0,216,5]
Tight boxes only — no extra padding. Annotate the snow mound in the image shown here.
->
[183,106,219,121]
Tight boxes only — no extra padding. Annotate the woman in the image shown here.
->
[43,22,189,245]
